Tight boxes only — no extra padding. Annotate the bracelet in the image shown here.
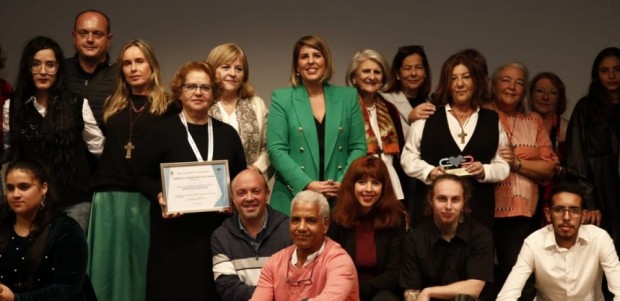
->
[404,290,420,301]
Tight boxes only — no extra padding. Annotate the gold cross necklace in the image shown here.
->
[450,109,474,144]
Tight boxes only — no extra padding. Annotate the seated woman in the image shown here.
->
[0,159,94,300]
[134,61,246,301]
[329,156,407,301]
[345,49,405,201]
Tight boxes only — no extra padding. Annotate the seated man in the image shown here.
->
[401,174,493,301]
[251,190,359,301]
[497,183,620,301]
[211,169,292,301]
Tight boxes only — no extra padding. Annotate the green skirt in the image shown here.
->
[87,191,150,301]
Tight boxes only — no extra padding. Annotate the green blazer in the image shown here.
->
[267,84,367,214]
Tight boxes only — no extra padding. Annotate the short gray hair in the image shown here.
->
[291,190,330,220]
[491,62,531,115]
[345,49,392,91]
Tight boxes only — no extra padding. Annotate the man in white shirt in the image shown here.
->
[497,183,620,301]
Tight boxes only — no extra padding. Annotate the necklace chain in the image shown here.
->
[125,100,148,159]
[450,109,473,144]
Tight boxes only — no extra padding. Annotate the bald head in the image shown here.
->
[231,169,269,223]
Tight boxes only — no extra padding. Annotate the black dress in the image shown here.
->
[134,114,246,301]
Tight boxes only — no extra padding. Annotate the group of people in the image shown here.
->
[0,8,619,301]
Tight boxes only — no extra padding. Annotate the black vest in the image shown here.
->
[413,107,499,230]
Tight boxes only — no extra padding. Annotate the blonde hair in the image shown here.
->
[289,35,334,87]
[103,40,170,123]
[206,43,255,99]
[345,49,392,91]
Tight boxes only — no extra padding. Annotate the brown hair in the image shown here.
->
[529,71,567,116]
[432,49,489,108]
[206,43,255,99]
[424,174,472,216]
[170,60,220,103]
[332,156,405,229]
[289,35,334,87]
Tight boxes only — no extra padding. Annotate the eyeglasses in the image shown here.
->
[286,256,316,286]
[181,84,212,94]
[533,88,559,98]
[30,61,58,75]
[550,206,582,216]
[75,30,107,40]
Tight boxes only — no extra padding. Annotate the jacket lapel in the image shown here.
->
[292,86,320,173]
[324,84,343,169]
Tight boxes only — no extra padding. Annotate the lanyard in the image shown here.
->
[179,112,213,162]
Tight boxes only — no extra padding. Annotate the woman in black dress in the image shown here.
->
[135,60,246,301]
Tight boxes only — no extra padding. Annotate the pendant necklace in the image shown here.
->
[124,100,148,159]
[451,109,473,144]
[505,113,518,149]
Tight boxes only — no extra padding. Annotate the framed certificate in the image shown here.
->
[160,160,231,214]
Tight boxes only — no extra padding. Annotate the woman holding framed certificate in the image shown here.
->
[135,60,246,301]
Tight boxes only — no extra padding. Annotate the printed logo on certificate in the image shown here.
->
[160,160,231,214]
[439,155,474,176]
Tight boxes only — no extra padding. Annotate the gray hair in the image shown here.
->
[345,49,392,91]
[491,62,531,115]
[291,190,330,220]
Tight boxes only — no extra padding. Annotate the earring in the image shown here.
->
[40,194,46,209]
[352,79,357,85]
[296,72,300,77]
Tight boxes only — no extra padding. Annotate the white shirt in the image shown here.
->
[216,101,239,132]
[400,104,509,184]
[3,97,104,156]
[497,224,620,301]
[366,104,404,199]
[291,241,326,268]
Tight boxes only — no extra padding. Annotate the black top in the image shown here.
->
[400,218,493,301]
[64,54,117,129]
[93,96,179,191]
[415,107,499,230]
[328,219,406,300]
[315,117,326,181]
[9,95,93,207]
[0,215,95,301]
[566,96,620,248]
[134,114,246,301]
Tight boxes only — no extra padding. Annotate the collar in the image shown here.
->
[237,209,269,238]
[72,53,115,73]
[543,224,590,251]
[291,240,326,268]
[430,218,471,244]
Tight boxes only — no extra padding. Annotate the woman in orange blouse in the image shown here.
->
[487,62,557,293]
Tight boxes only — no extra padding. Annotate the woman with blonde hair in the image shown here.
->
[207,43,271,178]
[267,35,367,214]
[87,39,177,301]
[345,49,405,201]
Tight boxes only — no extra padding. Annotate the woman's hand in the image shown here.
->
[408,102,436,123]
[428,166,446,181]
[499,146,515,166]
[306,180,340,198]
[0,283,15,301]
[158,192,182,219]
[463,161,485,180]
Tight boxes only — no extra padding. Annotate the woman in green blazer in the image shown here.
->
[267,35,367,214]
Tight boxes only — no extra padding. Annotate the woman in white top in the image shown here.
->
[207,43,271,178]
[400,49,509,230]
[345,49,405,200]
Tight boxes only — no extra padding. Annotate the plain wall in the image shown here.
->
[1,0,618,118]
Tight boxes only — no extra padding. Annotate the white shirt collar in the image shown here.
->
[291,240,326,268]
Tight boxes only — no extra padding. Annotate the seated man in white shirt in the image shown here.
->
[497,183,620,301]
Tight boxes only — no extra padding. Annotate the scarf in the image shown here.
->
[360,97,399,155]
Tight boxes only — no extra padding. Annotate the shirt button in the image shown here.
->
[299,147,304,152]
